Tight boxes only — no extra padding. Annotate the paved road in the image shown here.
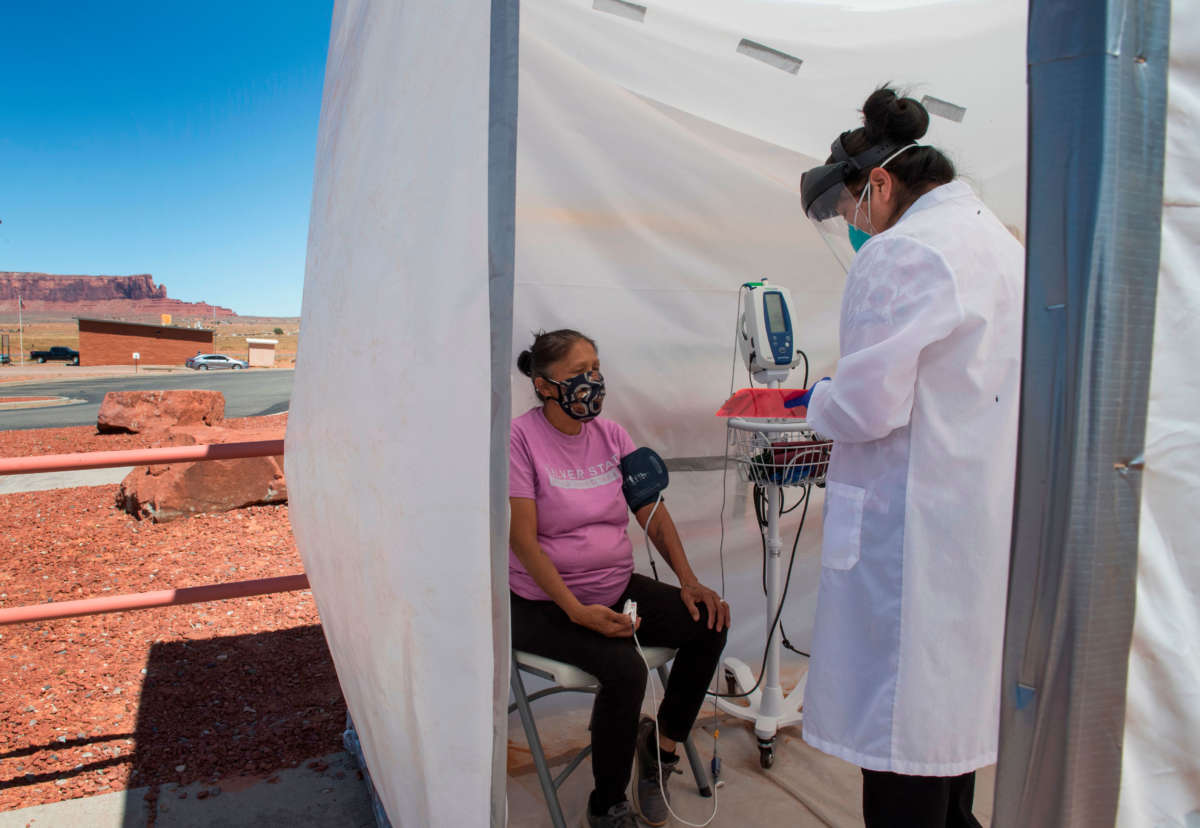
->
[0,370,293,431]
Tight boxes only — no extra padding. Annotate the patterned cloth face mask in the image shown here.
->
[544,370,606,421]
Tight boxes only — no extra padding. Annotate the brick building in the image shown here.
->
[77,318,214,367]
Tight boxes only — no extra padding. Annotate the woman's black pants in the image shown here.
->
[511,574,727,811]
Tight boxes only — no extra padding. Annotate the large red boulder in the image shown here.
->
[117,425,286,523]
[97,390,225,434]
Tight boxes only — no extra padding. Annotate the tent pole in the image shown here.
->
[995,1,1170,825]
[488,0,520,826]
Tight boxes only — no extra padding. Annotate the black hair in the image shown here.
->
[833,86,956,203]
[517,329,597,400]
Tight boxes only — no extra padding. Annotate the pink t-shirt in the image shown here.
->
[509,407,636,606]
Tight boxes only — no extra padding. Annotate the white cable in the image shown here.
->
[631,514,719,827]
[633,626,719,828]
[642,493,663,574]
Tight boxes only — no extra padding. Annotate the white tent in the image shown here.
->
[284,0,1198,825]
[1118,4,1200,822]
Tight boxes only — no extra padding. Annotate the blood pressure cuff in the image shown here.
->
[621,447,669,512]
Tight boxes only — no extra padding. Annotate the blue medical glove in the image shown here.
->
[784,377,830,409]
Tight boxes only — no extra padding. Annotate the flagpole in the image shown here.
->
[17,293,23,367]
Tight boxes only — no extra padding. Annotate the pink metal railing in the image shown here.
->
[0,575,310,626]
[0,439,301,626]
[0,439,285,475]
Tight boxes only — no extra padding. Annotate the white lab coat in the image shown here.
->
[803,180,1024,776]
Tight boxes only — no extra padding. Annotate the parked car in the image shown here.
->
[186,353,248,370]
[30,346,80,365]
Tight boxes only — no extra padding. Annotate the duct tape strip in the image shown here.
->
[920,95,967,123]
[736,39,803,75]
[665,456,728,473]
[592,0,646,23]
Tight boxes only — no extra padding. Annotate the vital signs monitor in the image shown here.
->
[738,281,803,384]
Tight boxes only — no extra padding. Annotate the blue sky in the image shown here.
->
[0,1,333,317]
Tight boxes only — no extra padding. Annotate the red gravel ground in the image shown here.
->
[0,416,347,813]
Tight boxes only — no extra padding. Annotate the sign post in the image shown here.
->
[132,352,140,373]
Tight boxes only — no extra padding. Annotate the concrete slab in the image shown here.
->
[152,752,374,828]
[0,467,133,496]
[0,787,150,828]
[0,753,374,828]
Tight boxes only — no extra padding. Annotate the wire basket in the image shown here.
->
[727,418,832,487]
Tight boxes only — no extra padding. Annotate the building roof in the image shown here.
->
[76,317,213,333]
[246,338,279,345]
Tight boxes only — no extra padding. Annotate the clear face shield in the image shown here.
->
[801,170,865,273]
[800,135,908,273]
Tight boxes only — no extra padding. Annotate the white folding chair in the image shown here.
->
[509,647,713,828]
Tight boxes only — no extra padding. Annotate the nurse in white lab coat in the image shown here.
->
[796,88,1024,827]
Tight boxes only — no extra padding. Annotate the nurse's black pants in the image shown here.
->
[511,574,727,813]
[862,768,982,828]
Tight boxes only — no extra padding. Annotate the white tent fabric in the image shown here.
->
[513,0,1026,685]
[1117,1,1200,823]
[520,0,1027,229]
[286,1,501,826]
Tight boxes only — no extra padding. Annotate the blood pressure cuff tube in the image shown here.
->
[621,448,669,512]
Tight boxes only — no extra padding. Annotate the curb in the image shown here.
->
[0,395,87,411]
[0,367,295,390]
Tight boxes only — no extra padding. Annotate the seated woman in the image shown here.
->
[509,329,730,828]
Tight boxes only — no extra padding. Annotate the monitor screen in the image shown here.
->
[764,292,787,332]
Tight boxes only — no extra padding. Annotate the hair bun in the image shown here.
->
[862,86,929,144]
[517,350,534,377]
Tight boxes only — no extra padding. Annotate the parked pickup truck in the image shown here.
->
[30,346,80,365]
